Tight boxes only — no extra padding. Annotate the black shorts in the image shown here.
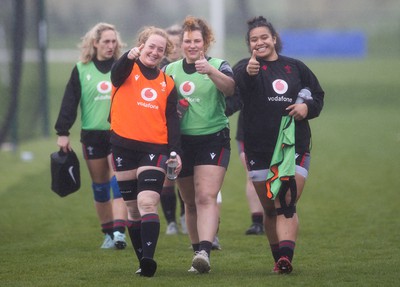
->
[245,150,311,170]
[111,145,168,172]
[81,130,111,160]
[179,128,231,177]
[245,150,311,180]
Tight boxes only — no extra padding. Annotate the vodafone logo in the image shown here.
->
[272,79,288,95]
[141,88,158,101]
[97,81,111,94]
[179,81,195,96]
[137,88,159,109]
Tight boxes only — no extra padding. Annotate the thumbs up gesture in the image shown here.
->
[128,43,144,60]
[195,51,210,74]
[246,49,260,76]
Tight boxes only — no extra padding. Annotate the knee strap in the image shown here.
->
[118,179,138,201]
[92,182,111,202]
[137,169,165,194]
[276,177,297,218]
[110,175,122,199]
[276,205,297,218]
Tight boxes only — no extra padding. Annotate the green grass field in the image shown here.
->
[1,57,399,286]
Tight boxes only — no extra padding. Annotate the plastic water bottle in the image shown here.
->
[177,98,189,119]
[166,151,178,180]
[295,88,313,104]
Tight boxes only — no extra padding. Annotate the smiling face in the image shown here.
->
[248,26,278,61]
[139,34,167,68]
[94,29,117,61]
[182,30,204,64]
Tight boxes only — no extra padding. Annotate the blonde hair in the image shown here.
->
[181,16,215,53]
[78,22,125,63]
[135,26,173,57]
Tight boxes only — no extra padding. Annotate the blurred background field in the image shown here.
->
[0,1,399,286]
[1,0,400,144]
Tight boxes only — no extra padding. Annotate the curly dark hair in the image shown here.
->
[245,16,282,53]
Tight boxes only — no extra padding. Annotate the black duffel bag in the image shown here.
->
[50,149,80,197]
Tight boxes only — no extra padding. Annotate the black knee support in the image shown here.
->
[276,178,297,218]
[137,169,165,194]
[117,179,138,201]
[276,205,297,218]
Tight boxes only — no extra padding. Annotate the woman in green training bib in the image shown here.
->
[164,15,235,274]
[55,23,128,250]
